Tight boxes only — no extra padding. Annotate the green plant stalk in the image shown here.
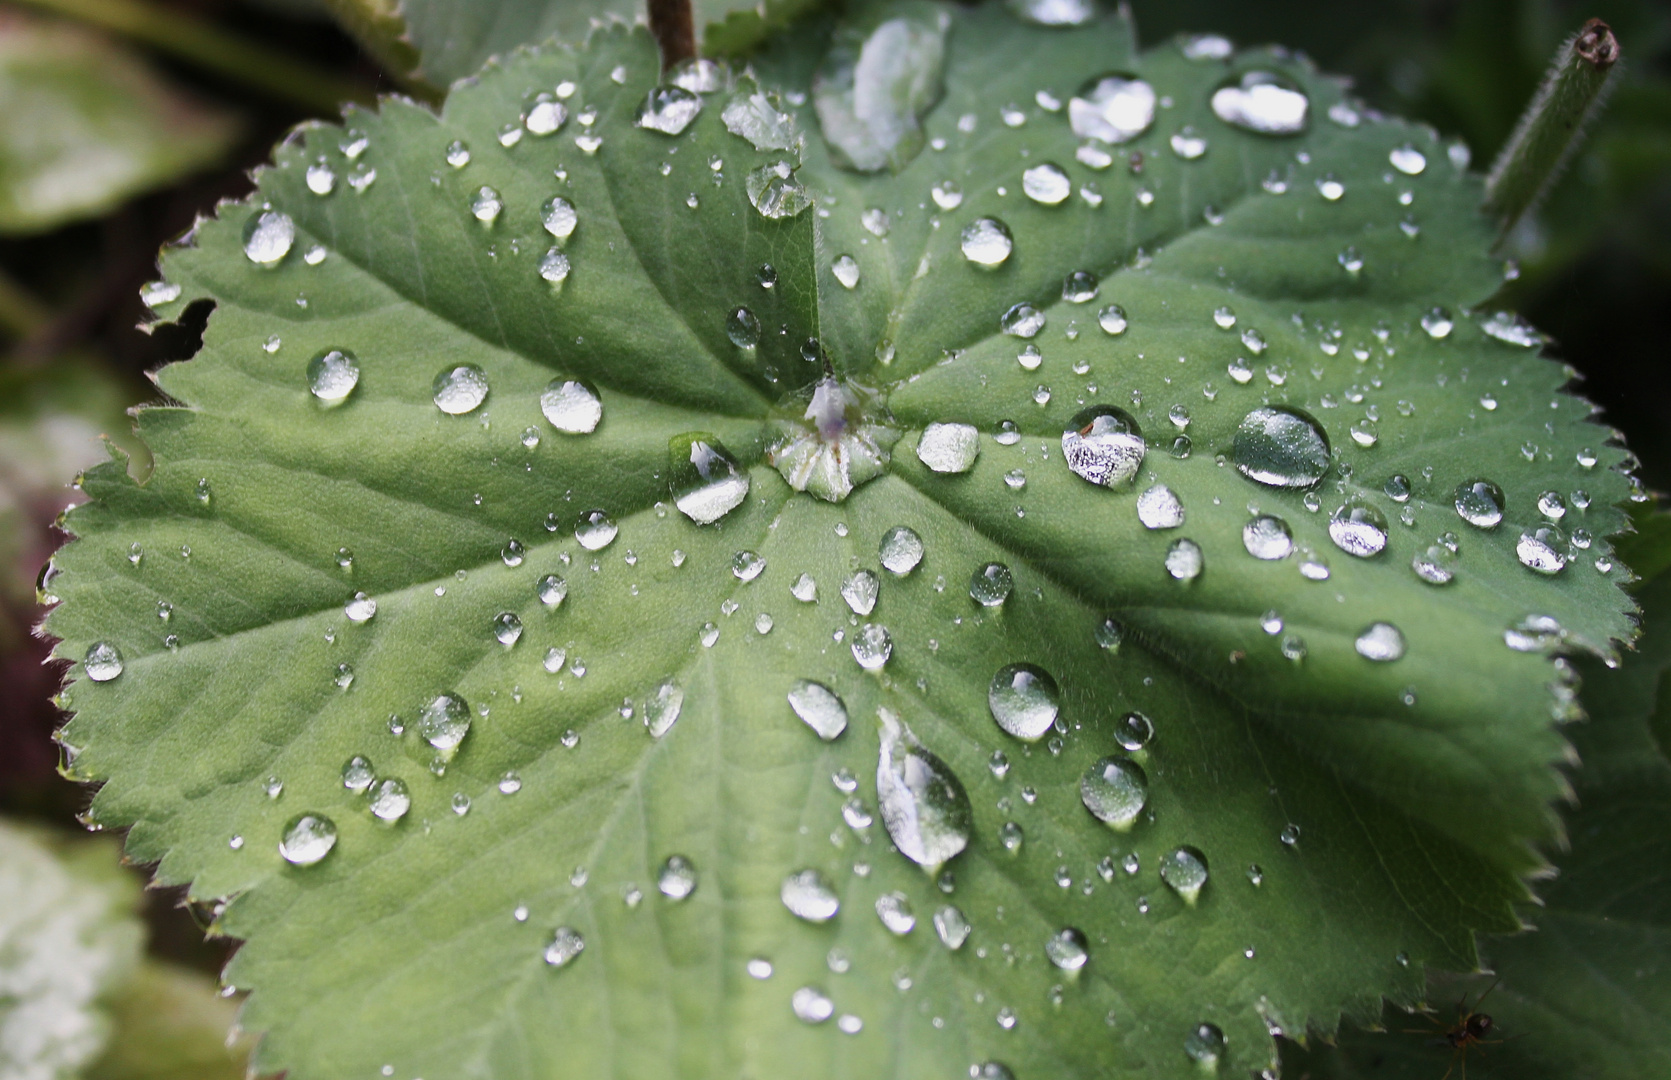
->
[1485,17,1620,240]
[12,0,373,115]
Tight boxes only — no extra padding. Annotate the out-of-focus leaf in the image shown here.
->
[0,11,239,235]
[0,822,143,1080]
[85,960,253,1080]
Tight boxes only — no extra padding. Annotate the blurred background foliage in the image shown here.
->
[0,0,1665,1075]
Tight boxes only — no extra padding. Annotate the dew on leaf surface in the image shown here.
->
[544,927,585,968]
[841,570,880,615]
[525,95,567,136]
[537,574,568,607]
[368,778,411,822]
[83,642,123,682]
[1355,622,1406,661]
[445,139,470,167]
[1412,543,1456,585]
[341,755,375,792]
[344,591,376,622]
[1136,483,1184,528]
[999,821,1024,852]
[1389,144,1427,175]
[432,365,490,414]
[851,623,893,669]
[1080,757,1148,829]
[918,422,980,473]
[636,86,702,135]
[644,680,684,737]
[306,161,335,194]
[960,217,1013,267]
[792,986,834,1024]
[1068,73,1156,143]
[670,435,749,524]
[307,349,360,403]
[541,196,578,240]
[1000,302,1046,338]
[657,855,697,900]
[540,379,602,434]
[875,891,916,935]
[1062,405,1145,486]
[1021,163,1071,205]
[1233,405,1331,487]
[1481,311,1541,347]
[417,693,471,754]
[1517,525,1568,574]
[1011,0,1096,25]
[877,709,972,872]
[934,904,971,949]
[575,511,618,550]
[732,550,766,581]
[1159,846,1209,904]
[1184,1022,1226,1067]
[1170,127,1207,159]
[1115,711,1154,751]
[781,868,841,921]
[1211,71,1308,134]
[1045,927,1089,970]
[1166,538,1204,580]
[1181,33,1233,59]
[1097,304,1128,335]
[879,526,924,574]
[788,679,848,740]
[745,161,813,219]
[1421,307,1453,338]
[242,210,294,264]
[988,663,1061,741]
[279,814,337,866]
[831,254,860,289]
[969,562,1013,606]
[1454,479,1505,528]
[492,612,523,647]
[470,186,503,224]
[1328,499,1389,557]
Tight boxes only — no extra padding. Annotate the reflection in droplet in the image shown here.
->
[1328,499,1389,557]
[988,663,1061,741]
[789,680,848,740]
[279,813,337,866]
[1080,757,1148,830]
[433,365,489,414]
[877,709,973,872]
[960,217,1014,267]
[1233,406,1331,487]
[1062,406,1145,486]
[1454,479,1504,528]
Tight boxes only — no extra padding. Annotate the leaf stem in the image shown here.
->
[647,0,696,71]
[11,0,374,115]
[1484,18,1620,240]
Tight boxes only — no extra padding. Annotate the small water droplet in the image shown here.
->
[1097,304,1128,335]
[879,526,924,575]
[792,986,834,1024]
[83,642,123,682]
[746,160,813,218]
[1159,846,1209,904]
[575,511,618,550]
[544,927,585,968]
[1062,405,1144,487]
[306,161,336,195]
[841,570,880,615]
[657,854,697,900]
[1021,163,1071,205]
[1421,307,1453,339]
[670,435,749,524]
[851,624,893,669]
[1389,144,1427,175]
[1184,1022,1226,1067]
[1166,538,1204,580]
[637,86,702,135]
[492,612,523,647]
[1136,483,1184,529]
[279,813,337,865]
[918,422,980,473]
[875,891,916,934]
[1115,711,1153,751]
[432,365,490,414]
[306,348,360,403]
[1045,927,1089,970]
[1517,525,1568,574]
[788,680,848,740]
[781,868,841,921]
[368,777,411,822]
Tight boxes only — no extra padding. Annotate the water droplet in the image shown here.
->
[493,612,523,647]
[792,986,834,1024]
[83,642,123,682]
[1517,525,1568,574]
[1000,302,1046,338]
[1421,307,1453,339]
[874,891,916,934]
[306,161,336,195]
[1097,304,1128,335]
[1068,74,1156,143]
[918,422,980,473]
[1166,538,1204,580]
[1389,143,1427,175]
[1236,515,1290,560]
[877,708,972,871]
[669,434,749,524]
[1454,479,1505,528]
[1355,622,1406,662]
[544,646,568,673]
[418,693,471,757]
[342,755,375,792]
[1211,71,1308,134]
[851,624,893,670]
[932,904,971,949]
[656,854,697,900]
[988,663,1060,741]
[532,573,569,609]
[731,550,766,581]
[432,365,489,414]
[1057,272,1100,306]
[368,777,411,822]
[1170,127,1208,159]
[541,196,578,240]
[444,139,470,168]
[544,927,585,968]
[788,680,848,740]
[960,217,1013,267]
[305,348,360,404]
[636,86,702,135]
[1411,542,1456,585]
[344,591,377,623]
[746,160,812,218]
[1481,311,1541,347]
[533,378,603,434]
[243,211,294,264]
[1233,405,1330,487]
[841,570,880,616]
[524,95,567,136]
[279,813,337,866]
[1159,846,1209,904]
[1062,405,1145,487]
[575,511,618,550]
[969,562,1013,606]
[879,526,924,575]
[470,186,503,224]
[1316,173,1345,200]
[826,253,861,290]
[644,680,685,737]
[1137,483,1184,529]
[1021,163,1071,205]
[1329,499,1388,557]
[140,280,182,307]
[1045,927,1089,970]
[1080,757,1148,830]
[999,820,1024,852]
[781,869,840,921]
[1184,1022,1225,1067]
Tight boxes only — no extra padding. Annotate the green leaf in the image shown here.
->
[0,13,238,235]
[1280,542,1671,1079]
[46,5,1641,1078]
[0,823,144,1080]
[322,0,827,93]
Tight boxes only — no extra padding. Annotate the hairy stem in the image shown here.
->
[647,0,696,71]
[12,0,373,114]
[1484,18,1620,241]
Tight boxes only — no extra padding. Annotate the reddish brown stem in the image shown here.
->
[647,0,696,71]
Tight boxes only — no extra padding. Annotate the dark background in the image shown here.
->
[1,0,1666,981]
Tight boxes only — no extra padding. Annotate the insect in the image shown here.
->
[1404,979,1511,1080]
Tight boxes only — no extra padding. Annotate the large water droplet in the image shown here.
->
[851,624,893,669]
[746,161,813,218]
[1454,479,1504,528]
[83,642,123,682]
[1240,515,1294,560]
[988,663,1060,741]
[525,95,568,136]
[657,855,697,900]
[969,562,1013,606]
[1159,846,1208,904]
[1062,405,1145,486]
[877,709,972,872]
[1517,525,1568,574]
[541,196,578,240]
[470,186,503,224]
[1000,302,1046,338]
[544,927,585,968]
[812,15,946,173]
[732,550,766,581]
[1137,484,1184,529]
[1354,622,1406,661]
[575,511,618,550]
[875,891,916,934]
[344,591,376,623]
[933,904,970,949]
[1116,711,1153,751]
[433,365,489,414]
[1389,144,1427,175]
[960,218,1013,267]
[243,210,294,265]
[341,755,375,792]
[670,434,749,524]
[637,86,703,135]
[1329,499,1388,557]
[279,813,337,865]
[302,348,362,404]
[1068,74,1156,143]
[1045,927,1089,970]
[418,693,471,756]
[1080,757,1148,830]
[1021,163,1071,205]
[917,422,980,473]
[492,612,523,647]
[368,777,411,822]
[539,379,602,434]
[1211,71,1308,134]
[879,526,924,575]
[1233,405,1331,487]
[644,680,684,737]
[789,680,848,740]
[1166,538,1204,580]
[781,868,841,921]
[1421,307,1453,339]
